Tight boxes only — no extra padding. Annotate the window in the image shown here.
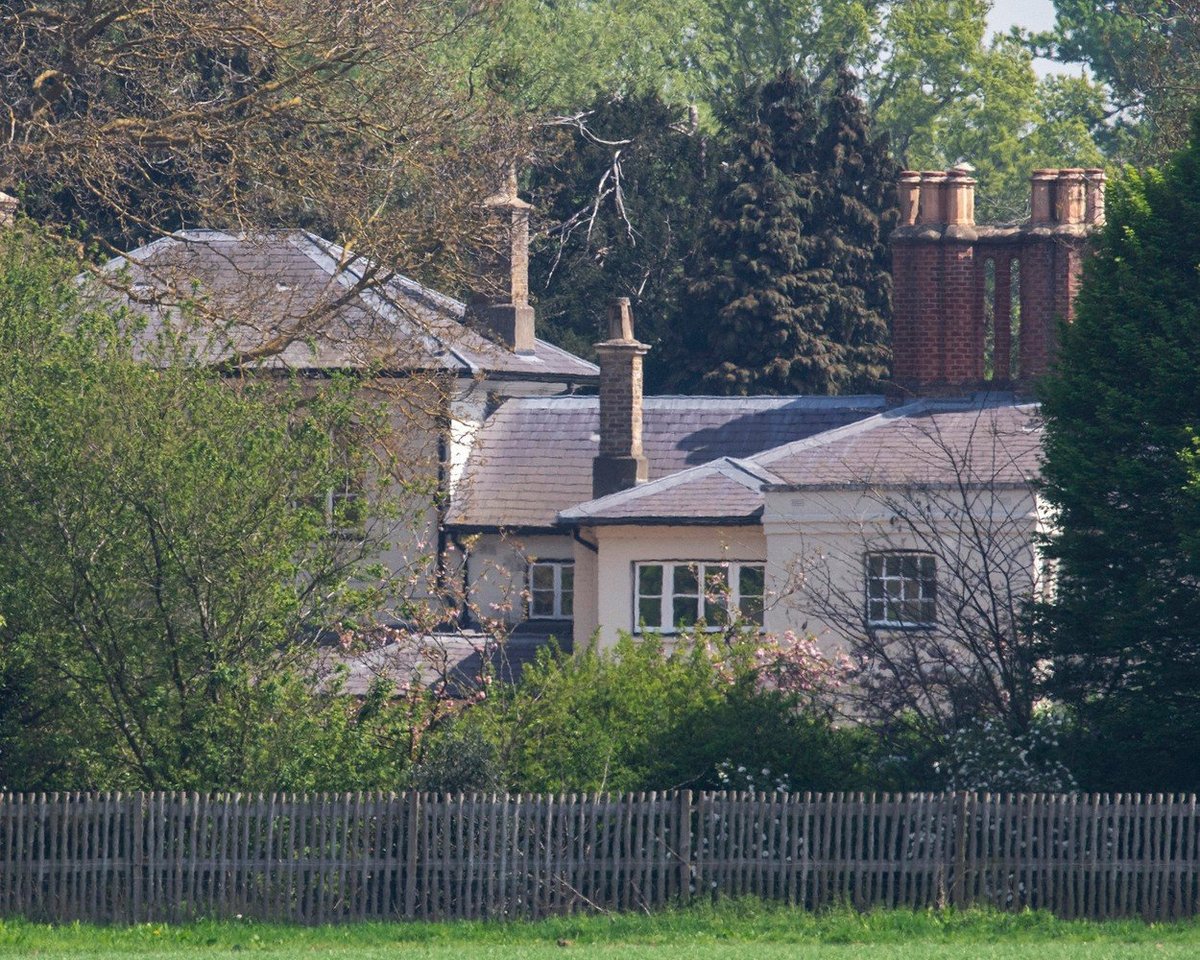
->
[866,552,937,627]
[529,561,574,619]
[634,562,766,632]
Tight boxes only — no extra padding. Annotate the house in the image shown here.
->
[451,164,1104,653]
[89,162,1103,673]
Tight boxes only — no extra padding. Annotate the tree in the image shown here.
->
[528,92,711,388]
[810,63,897,391]
[1038,118,1200,790]
[678,70,895,395]
[1036,0,1200,164]
[0,228,427,789]
[0,0,520,295]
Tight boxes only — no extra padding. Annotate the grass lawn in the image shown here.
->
[4,903,1200,959]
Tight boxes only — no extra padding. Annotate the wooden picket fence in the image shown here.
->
[2,791,1199,924]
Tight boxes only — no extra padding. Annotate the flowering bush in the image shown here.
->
[937,708,1076,792]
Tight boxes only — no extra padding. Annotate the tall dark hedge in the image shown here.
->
[1039,114,1200,790]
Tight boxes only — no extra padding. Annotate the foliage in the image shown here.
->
[1036,0,1200,164]
[528,92,711,389]
[0,228,430,790]
[678,69,895,395]
[1037,117,1200,790]
[0,0,521,300]
[423,630,871,794]
[937,709,1076,793]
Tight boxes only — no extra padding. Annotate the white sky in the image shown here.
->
[987,0,1058,35]
[987,0,1061,77]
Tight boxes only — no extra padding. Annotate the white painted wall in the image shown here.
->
[761,486,1041,655]
[577,524,768,648]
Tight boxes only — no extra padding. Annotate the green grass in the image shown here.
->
[4,902,1200,959]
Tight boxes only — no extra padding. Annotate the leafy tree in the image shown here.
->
[529,92,711,388]
[1038,118,1200,790]
[0,227,425,790]
[1036,0,1200,164]
[677,70,895,395]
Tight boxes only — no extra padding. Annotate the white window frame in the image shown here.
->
[865,551,938,629]
[528,560,574,620]
[633,561,766,634]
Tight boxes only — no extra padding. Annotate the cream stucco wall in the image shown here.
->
[464,531,576,624]
[761,486,1040,655]
[578,524,768,648]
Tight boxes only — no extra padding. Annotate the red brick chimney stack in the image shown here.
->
[890,163,1105,399]
[466,165,536,354]
[592,297,650,499]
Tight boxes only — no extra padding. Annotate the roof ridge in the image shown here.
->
[749,399,930,467]
[289,234,473,374]
[722,457,788,488]
[558,458,734,521]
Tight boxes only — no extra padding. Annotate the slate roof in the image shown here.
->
[96,230,598,381]
[558,398,1042,525]
[446,396,884,529]
[318,623,569,697]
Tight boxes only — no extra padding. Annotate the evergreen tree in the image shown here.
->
[1038,117,1200,790]
[812,62,898,392]
[528,93,711,390]
[677,69,895,395]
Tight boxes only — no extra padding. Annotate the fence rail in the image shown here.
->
[1,791,1198,923]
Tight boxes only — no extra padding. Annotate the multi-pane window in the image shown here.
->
[529,561,574,619]
[634,562,766,632]
[865,552,937,627]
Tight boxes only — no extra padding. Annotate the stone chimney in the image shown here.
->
[592,298,649,499]
[0,193,18,229]
[465,166,536,354]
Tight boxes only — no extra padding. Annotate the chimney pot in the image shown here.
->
[897,171,921,226]
[1030,169,1058,225]
[607,297,635,341]
[944,166,976,227]
[1084,168,1106,226]
[918,171,948,225]
[1056,169,1087,225]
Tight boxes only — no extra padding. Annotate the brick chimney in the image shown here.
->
[890,163,1105,398]
[465,166,536,354]
[592,298,649,498]
[0,193,17,229]
[891,166,980,398]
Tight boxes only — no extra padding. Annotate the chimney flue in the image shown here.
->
[592,298,649,499]
[465,165,536,354]
[1084,168,1106,225]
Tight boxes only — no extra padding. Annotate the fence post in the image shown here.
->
[131,793,144,923]
[677,790,692,905]
[952,791,971,908]
[403,792,419,919]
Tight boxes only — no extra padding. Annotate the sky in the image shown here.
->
[987,0,1058,36]
[987,0,1061,76]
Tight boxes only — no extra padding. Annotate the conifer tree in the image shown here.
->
[1038,117,1200,789]
[677,69,896,395]
[812,63,898,392]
